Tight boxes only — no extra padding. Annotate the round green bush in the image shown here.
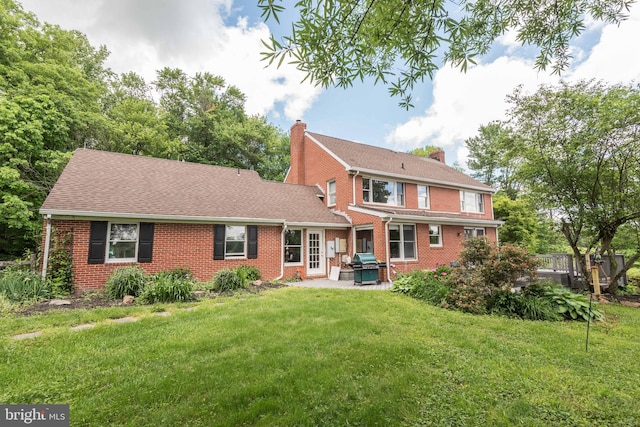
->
[236,265,261,282]
[105,265,147,299]
[139,272,193,304]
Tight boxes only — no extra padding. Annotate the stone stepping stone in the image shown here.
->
[49,299,71,306]
[111,316,138,323]
[155,311,171,317]
[71,323,95,331]
[12,331,42,340]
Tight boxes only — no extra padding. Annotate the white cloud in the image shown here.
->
[385,57,556,150]
[20,0,320,120]
[386,5,640,164]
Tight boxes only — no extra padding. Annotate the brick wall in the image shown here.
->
[44,219,352,293]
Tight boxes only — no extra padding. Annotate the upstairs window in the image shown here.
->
[327,180,336,206]
[460,191,484,213]
[418,185,430,209]
[363,178,404,206]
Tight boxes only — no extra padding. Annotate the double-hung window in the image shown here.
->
[284,229,303,264]
[327,180,336,206]
[429,225,442,246]
[225,225,246,257]
[107,223,138,262]
[460,191,484,213]
[389,224,416,260]
[363,178,404,206]
[418,185,430,209]
[464,228,485,240]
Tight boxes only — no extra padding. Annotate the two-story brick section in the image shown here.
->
[39,121,501,292]
[285,120,502,279]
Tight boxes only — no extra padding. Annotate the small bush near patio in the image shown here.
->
[0,269,50,302]
[105,265,148,299]
[139,270,193,304]
[212,268,246,292]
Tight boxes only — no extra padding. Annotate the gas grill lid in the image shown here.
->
[353,253,378,264]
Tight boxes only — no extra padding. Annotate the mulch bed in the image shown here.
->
[12,281,287,317]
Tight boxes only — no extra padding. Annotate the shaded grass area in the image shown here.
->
[1,287,639,426]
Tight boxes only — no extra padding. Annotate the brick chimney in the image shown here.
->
[288,120,307,184]
[429,150,446,164]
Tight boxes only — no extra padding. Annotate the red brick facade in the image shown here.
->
[45,219,349,293]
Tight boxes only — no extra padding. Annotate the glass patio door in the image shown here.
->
[306,230,325,276]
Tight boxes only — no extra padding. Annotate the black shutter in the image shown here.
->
[137,223,154,263]
[88,221,108,264]
[247,225,258,259]
[214,224,225,260]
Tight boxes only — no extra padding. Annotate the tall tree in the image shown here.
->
[408,145,442,157]
[154,68,289,180]
[465,121,519,198]
[0,0,108,258]
[510,80,640,293]
[259,0,633,108]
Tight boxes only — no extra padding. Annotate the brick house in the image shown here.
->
[40,121,500,292]
[285,120,501,279]
[39,149,351,292]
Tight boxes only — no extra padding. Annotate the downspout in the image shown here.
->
[275,222,287,280]
[384,217,393,284]
[352,170,360,206]
[41,214,52,280]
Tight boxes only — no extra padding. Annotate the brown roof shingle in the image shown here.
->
[307,132,493,192]
[40,149,350,226]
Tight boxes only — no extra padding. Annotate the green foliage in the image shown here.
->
[444,270,489,315]
[139,270,193,304]
[488,289,561,321]
[258,0,630,108]
[105,265,148,299]
[543,285,604,322]
[391,267,452,306]
[45,230,74,295]
[212,268,246,292]
[0,269,50,302]
[236,265,261,282]
[492,194,538,250]
[626,267,640,287]
[459,237,539,289]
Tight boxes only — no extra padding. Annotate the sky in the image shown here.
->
[19,0,640,168]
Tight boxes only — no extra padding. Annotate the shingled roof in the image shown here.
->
[306,132,493,192]
[40,149,350,226]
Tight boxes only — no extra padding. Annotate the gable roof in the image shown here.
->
[40,149,350,226]
[306,132,493,192]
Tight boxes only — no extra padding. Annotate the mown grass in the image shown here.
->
[1,287,639,426]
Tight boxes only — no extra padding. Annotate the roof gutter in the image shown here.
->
[275,222,287,281]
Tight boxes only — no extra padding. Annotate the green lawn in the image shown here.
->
[1,287,639,426]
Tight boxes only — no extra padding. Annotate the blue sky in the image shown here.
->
[20,0,640,168]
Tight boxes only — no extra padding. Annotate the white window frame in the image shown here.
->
[106,222,139,263]
[460,191,485,213]
[363,177,405,206]
[284,228,303,266]
[389,223,417,261]
[464,227,486,240]
[327,180,336,206]
[429,224,442,247]
[225,225,246,258]
[418,185,430,209]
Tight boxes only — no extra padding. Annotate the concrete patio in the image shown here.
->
[287,279,392,291]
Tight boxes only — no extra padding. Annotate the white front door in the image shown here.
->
[306,230,325,276]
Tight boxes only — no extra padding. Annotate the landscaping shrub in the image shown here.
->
[212,268,245,292]
[624,267,640,290]
[45,230,74,295]
[139,271,193,304]
[105,265,147,299]
[444,269,488,314]
[519,294,561,321]
[236,265,261,282]
[0,269,51,302]
[391,266,452,305]
[543,285,604,321]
